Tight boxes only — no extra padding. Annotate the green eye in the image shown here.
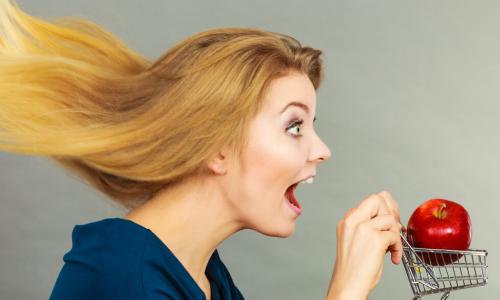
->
[286,120,303,137]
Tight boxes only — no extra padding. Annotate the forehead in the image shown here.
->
[261,72,316,112]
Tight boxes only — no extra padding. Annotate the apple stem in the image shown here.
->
[437,203,447,219]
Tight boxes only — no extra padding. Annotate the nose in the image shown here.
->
[308,131,331,163]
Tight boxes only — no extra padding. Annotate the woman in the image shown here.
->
[0,1,403,299]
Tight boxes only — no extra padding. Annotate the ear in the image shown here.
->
[206,151,228,175]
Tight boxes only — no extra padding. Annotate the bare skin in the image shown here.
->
[124,72,402,299]
[125,175,242,300]
[326,191,402,299]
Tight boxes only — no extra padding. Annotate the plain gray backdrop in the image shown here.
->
[0,0,498,299]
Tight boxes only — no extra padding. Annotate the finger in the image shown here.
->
[378,190,401,223]
[349,193,391,225]
[342,207,356,219]
[380,230,403,264]
[337,207,358,249]
[360,218,403,264]
[365,214,402,232]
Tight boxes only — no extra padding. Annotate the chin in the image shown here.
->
[256,222,296,238]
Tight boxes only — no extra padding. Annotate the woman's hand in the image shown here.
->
[326,191,403,300]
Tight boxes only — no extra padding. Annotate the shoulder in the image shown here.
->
[50,218,150,300]
[50,218,192,300]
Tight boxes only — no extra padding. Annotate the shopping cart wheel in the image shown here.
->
[440,290,450,300]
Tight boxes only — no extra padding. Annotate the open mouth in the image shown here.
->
[284,176,314,216]
[285,183,302,212]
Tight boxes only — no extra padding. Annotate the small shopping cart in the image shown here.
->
[400,232,488,300]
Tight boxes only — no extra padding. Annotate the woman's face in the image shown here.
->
[225,71,331,237]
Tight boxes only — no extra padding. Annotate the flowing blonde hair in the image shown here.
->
[0,0,324,209]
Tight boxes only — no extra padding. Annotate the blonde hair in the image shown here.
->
[0,0,324,209]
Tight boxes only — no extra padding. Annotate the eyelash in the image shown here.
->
[286,119,304,137]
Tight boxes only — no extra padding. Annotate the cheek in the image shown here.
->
[242,136,305,198]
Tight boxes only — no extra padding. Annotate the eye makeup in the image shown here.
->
[286,118,304,137]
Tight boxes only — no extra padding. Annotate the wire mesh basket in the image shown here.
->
[400,232,488,300]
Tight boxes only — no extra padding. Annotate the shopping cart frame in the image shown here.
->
[400,232,488,300]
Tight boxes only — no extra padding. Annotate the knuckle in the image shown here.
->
[390,216,402,231]
[380,190,392,198]
[366,193,384,205]
[390,214,399,223]
[344,207,355,218]
[374,193,385,203]
[343,217,355,230]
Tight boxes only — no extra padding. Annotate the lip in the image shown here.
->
[286,195,302,215]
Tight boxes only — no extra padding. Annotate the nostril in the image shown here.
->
[308,151,330,163]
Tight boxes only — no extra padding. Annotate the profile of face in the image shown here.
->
[216,71,331,237]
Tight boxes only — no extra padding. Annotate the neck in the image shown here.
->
[124,175,243,291]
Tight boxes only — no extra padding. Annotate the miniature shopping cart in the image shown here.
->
[400,232,488,300]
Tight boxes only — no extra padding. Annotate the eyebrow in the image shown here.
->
[280,101,310,114]
[280,101,317,122]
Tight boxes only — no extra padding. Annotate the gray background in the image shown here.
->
[0,0,498,299]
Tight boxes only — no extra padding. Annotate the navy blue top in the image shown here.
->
[49,218,244,300]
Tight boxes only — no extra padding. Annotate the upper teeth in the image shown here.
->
[301,177,314,184]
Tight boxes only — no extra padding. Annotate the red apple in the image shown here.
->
[406,198,472,266]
